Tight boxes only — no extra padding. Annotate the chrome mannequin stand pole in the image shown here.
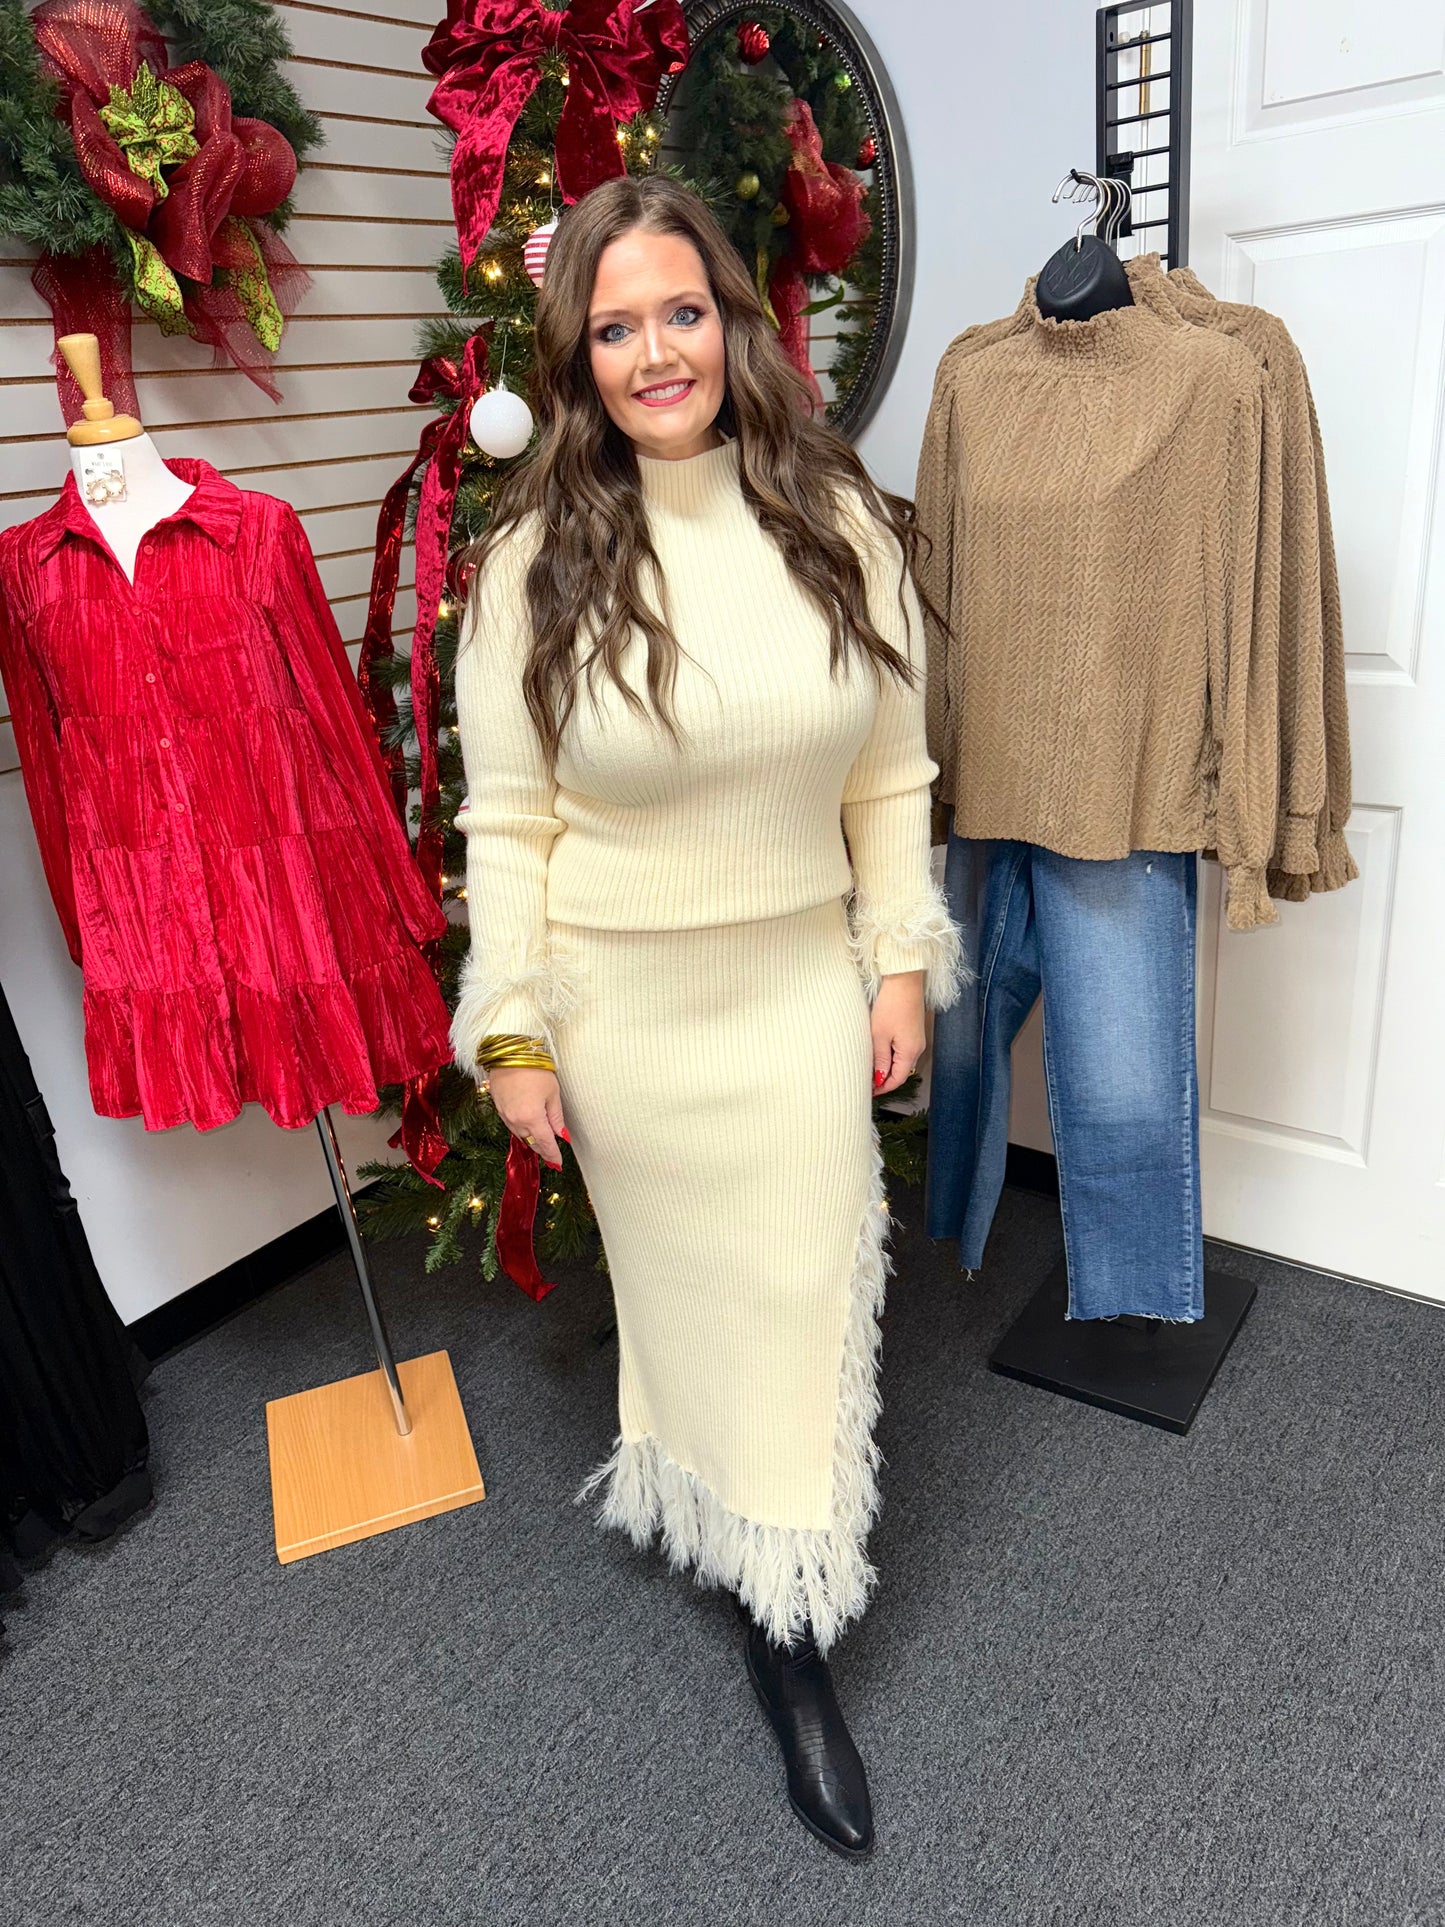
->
[314,1106,411,1438]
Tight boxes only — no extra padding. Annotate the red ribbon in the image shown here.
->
[422,0,689,279]
[31,249,140,427]
[363,330,550,1289]
[361,330,492,902]
[30,0,305,403]
[364,332,493,1196]
[768,97,872,410]
[497,1135,558,1301]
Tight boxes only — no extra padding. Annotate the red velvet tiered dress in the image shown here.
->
[0,458,451,1132]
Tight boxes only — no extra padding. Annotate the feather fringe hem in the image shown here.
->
[449,943,582,1075]
[845,884,969,1010]
[577,1134,893,1654]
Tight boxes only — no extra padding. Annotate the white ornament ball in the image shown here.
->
[469,385,534,459]
[524,217,557,287]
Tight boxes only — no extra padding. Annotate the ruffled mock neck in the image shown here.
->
[1125,251,1218,326]
[636,434,741,516]
[1026,282,1179,370]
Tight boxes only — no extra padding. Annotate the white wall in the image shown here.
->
[852,0,1095,1149]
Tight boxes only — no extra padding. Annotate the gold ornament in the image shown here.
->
[770,202,790,226]
[735,170,761,200]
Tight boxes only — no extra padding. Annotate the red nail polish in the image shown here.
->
[873,1069,885,1088]
[547,1161,562,1172]
[558,1127,571,1143]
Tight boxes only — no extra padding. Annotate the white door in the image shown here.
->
[1189,2,1445,1297]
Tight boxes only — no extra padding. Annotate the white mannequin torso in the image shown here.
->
[70,432,194,583]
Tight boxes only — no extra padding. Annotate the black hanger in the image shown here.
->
[1035,171,1134,322]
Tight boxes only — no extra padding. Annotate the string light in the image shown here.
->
[457,888,468,900]
[548,1192,560,1205]
[538,170,551,186]
[484,262,503,282]
[438,598,451,617]
[427,1215,440,1228]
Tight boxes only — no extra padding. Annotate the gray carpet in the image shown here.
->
[4,1180,1443,1927]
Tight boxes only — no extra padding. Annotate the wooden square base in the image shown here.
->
[265,1349,485,1564]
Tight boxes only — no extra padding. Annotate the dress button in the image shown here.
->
[145,673,156,684]
[174,803,186,813]
[159,737,171,748]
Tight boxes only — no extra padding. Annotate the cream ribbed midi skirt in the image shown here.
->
[550,892,889,1651]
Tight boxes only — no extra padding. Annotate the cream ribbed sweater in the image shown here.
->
[915,289,1285,931]
[452,435,960,1063]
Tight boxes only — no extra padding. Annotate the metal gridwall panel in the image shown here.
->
[1096,0,1193,268]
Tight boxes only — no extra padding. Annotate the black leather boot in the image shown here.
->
[743,1611,874,1859]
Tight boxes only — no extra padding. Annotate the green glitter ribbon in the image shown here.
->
[125,230,194,336]
[99,64,199,201]
[216,218,285,351]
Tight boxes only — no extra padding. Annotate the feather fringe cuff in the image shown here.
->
[577,1136,892,1654]
[449,944,582,1076]
[845,885,969,1010]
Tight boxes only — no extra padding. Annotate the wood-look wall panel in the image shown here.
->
[312,117,449,172]
[289,215,453,271]
[284,0,440,27]
[279,6,431,70]
[3,363,421,444]
[0,314,441,381]
[281,58,431,122]
[316,546,410,605]
[293,168,451,223]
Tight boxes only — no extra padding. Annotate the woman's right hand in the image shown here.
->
[486,1066,567,1169]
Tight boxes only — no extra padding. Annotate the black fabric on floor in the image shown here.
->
[2,1183,1441,1927]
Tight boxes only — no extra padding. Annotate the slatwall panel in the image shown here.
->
[0,0,452,753]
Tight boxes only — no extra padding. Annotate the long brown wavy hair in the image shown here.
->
[464,173,937,771]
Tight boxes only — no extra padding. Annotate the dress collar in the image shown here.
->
[636,434,742,516]
[35,457,245,563]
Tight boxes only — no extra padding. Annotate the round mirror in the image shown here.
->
[657,0,913,438]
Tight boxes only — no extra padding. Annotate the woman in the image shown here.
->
[452,175,961,1858]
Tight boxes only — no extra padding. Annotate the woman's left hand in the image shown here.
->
[871,970,927,1096]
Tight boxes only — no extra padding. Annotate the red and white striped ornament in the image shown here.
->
[524,217,558,287]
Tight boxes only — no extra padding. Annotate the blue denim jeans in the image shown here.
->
[925,834,1204,1322]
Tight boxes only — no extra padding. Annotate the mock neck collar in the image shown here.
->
[1124,251,1220,327]
[1025,280,1179,370]
[636,434,741,516]
[36,457,243,562]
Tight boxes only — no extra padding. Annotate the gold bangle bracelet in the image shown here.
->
[476,1032,556,1072]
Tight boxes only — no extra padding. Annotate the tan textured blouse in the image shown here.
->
[1137,260,1355,899]
[916,286,1284,931]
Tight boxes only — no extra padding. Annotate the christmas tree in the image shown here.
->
[355,9,919,1290]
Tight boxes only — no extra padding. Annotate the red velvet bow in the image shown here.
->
[31,0,305,402]
[362,331,493,905]
[361,332,494,1196]
[770,97,872,411]
[422,0,689,278]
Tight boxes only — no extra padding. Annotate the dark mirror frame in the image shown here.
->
[657,0,914,441]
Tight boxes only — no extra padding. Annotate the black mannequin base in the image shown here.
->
[989,1263,1257,1434]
